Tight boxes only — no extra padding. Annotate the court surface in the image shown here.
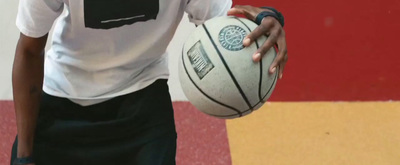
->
[2,101,400,165]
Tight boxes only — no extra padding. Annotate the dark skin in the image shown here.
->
[229,5,288,79]
[12,33,47,165]
[13,5,287,165]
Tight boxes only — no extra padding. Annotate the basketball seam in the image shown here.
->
[181,47,244,115]
[202,24,253,115]
[204,71,278,118]
[233,17,263,112]
[234,17,278,105]
[261,69,278,103]
[204,81,277,118]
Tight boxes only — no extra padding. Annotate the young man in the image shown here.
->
[11,0,288,164]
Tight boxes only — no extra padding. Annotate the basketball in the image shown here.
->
[178,16,278,119]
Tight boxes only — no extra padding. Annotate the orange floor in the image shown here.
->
[227,102,400,165]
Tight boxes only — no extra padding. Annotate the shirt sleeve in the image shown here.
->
[16,0,64,38]
[185,0,233,25]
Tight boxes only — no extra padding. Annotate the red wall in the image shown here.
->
[233,0,400,101]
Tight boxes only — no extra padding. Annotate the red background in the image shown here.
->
[234,0,400,101]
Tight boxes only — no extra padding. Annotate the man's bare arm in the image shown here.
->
[12,33,47,159]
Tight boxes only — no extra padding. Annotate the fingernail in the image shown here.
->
[253,53,261,61]
[271,67,276,73]
[279,74,283,79]
[243,38,251,46]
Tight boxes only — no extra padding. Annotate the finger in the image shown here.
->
[228,5,261,20]
[278,54,288,79]
[243,21,273,47]
[276,47,288,79]
[269,53,283,76]
[269,49,287,76]
[252,30,279,62]
[227,7,245,15]
[269,36,288,78]
[243,29,264,47]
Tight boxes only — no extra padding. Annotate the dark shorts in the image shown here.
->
[11,79,177,165]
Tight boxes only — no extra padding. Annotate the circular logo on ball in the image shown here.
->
[219,25,247,51]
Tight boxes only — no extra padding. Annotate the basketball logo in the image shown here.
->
[187,41,214,80]
[218,25,247,51]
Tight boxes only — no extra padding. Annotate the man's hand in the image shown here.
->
[12,156,35,165]
[228,5,288,79]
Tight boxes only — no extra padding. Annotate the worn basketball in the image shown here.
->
[178,16,278,119]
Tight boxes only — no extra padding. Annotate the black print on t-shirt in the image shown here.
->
[84,0,159,29]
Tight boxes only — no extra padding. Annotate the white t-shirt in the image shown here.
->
[16,0,232,106]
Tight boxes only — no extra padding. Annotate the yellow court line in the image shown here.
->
[226,102,400,165]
